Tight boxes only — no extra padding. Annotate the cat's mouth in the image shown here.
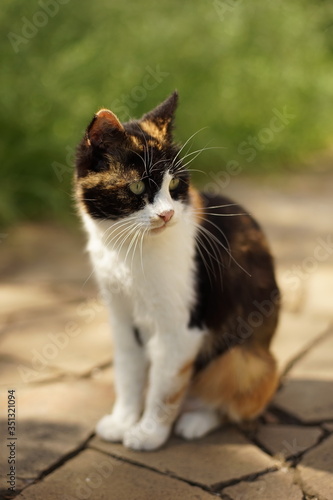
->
[150,223,167,233]
[150,221,175,233]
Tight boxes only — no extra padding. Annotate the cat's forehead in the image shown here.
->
[79,165,142,191]
[79,134,170,192]
[124,121,166,152]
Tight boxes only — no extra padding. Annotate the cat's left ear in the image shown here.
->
[140,91,178,142]
[86,109,125,148]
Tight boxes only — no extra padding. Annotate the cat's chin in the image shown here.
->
[150,221,176,234]
[150,225,167,234]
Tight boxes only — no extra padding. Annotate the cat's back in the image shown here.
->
[191,189,279,350]
[197,190,275,277]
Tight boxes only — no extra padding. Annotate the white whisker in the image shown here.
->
[171,127,208,169]
[124,223,143,266]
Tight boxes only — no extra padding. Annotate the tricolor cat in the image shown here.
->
[75,92,280,451]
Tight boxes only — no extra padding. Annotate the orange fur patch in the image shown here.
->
[140,119,168,142]
[162,364,194,423]
[165,386,187,406]
[190,346,279,421]
[129,134,143,149]
[79,168,140,190]
[178,360,194,377]
[189,186,204,224]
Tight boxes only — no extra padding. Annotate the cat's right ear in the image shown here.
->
[86,109,126,149]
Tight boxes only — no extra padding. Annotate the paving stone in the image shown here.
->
[0,354,63,387]
[286,330,333,380]
[256,425,322,458]
[0,302,111,379]
[273,331,333,422]
[0,298,92,332]
[298,434,333,500]
[323,423,333,433]
[271,312,329,371]
[15,448,214,500]
[0,377,113,491]
[0,223,90,285]
[276,267,307,314]
[305,268,333,319]
[273,378,333,423]
[223,469,303,500]
[90,427,277,488]
[0,284,63,324]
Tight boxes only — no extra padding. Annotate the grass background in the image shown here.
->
[1,0,333,226]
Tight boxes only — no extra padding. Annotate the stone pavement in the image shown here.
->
[0,173,333,500]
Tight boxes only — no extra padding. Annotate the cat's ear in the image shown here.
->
[140,91,178,142]
[86,109,126,148]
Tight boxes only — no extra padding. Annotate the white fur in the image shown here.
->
[175,409,221,440]
[81,172,206,450]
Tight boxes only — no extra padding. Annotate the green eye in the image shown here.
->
[169,177,180,190]
[129,181,145,195]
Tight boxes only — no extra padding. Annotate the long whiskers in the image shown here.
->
[139,226,149,280]
[123,223,144,266]
[195,228,223,287]
[174,145,225,172]
[193,210,248,217]
[107,221,140,251]
[171,127,208,170]
[197,218,251,277]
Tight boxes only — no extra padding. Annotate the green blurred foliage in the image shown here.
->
[1,0,333,225]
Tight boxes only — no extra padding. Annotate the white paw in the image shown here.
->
[96,412,138,442]
[175,410,221,440]
[123,421,170,451]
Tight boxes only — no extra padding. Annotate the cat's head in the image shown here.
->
[75,91,191,234]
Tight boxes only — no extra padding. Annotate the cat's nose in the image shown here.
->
[158,209,174,223]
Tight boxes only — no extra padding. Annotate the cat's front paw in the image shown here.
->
[175,410,221,440]
[123,421,170,451]
[96,413,138,442]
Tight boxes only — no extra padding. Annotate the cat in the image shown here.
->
[75,91,280,451]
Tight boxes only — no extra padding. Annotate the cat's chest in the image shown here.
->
[89,223,197,316]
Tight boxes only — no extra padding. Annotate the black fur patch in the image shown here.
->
[190,192,280,372]
[133,327,143,347]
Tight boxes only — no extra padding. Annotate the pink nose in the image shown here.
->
[158,209,174,223]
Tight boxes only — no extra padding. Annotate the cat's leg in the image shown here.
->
[96,294,148,442]
[189,344,279,423]
[123,328,204,451]
[175,407,221,439]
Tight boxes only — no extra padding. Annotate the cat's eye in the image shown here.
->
[129,181,145,195]
[169,177,180,190]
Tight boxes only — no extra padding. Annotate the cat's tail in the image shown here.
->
[190,344,279,421]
